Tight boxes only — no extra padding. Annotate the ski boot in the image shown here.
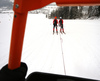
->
[53,31,55,34]
[56,31,58,35]
[63,31,66,34]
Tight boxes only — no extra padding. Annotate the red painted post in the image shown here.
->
[8,12,28,70]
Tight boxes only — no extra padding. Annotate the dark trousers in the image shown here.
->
[60,24,63,29]
[60,24,64,32]
[53,24,58,32]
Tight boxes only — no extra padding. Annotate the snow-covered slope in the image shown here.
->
[0,13,13,67]
[0,13,100,80]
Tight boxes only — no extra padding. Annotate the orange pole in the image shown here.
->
[8,12,28,70]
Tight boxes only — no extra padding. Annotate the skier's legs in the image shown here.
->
[60,28,61,32]
[61,24,64,32]
[56,25,58,33]
[53,24,58,34]
[53,25,55,33]
[60,24,63,33]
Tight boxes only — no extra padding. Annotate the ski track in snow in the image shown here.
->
[0,13,100,80]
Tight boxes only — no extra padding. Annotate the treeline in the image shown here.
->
[49,6,100,19]
[0,0,13,9]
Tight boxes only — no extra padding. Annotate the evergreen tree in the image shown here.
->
[70,7,78,19]
[88,6,93,18]
[62,7,69,19]
[78,6,83,19]
[50,7,70,19]
[97,6,100,17]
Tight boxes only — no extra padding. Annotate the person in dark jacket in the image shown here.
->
[59,17,65,34]
[53,16,58,34]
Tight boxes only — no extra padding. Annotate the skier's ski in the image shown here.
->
[60,31,66,34]
[56,31,58,35]
[53,32,58,35]
[63,32,66,34]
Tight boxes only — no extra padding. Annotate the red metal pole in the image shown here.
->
[8,12,28,70]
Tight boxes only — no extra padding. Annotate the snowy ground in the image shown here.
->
[0,13,100,80]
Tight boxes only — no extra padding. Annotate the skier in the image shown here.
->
[53,16,58,34]
[59,17,65,34]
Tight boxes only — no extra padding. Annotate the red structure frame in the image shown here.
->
[8,0,100,70]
